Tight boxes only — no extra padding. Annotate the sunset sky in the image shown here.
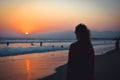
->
[0,0,120,37]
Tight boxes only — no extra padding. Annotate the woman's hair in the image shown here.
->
[75,23,91,43]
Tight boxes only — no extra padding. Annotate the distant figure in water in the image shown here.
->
[7,42,9,46]
[31,42,34,46]
[61,45,63,48]
[115,38,119,51]
[67,23,94,80]
[40,42,43,46]
[52,45,54,47]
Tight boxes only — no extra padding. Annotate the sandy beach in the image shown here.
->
[39,49,120,80]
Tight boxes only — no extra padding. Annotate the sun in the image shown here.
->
[25,32,29,35]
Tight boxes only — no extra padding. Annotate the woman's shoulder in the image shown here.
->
[70,42,79,48]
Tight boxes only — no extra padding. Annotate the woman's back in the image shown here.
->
[67,24,94,80]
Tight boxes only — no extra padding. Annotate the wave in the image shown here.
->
[0,39,115,57]
[0,46,69,57]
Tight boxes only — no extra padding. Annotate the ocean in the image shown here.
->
[0,39,115,56]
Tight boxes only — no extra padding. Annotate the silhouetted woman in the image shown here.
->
[115,38,119,51]
[67,23,94,80]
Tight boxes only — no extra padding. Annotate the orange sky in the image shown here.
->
[0,0,120,36]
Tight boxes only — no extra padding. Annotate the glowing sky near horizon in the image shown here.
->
[0,0,120,36]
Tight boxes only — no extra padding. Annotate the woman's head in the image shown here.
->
[75,23,90,42]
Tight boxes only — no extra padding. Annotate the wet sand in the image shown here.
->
[0,50,68,80]
[39,49,120,80]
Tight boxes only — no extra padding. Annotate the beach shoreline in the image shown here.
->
[38,49,120,80]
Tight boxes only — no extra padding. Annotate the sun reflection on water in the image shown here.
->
[25,59,31,80]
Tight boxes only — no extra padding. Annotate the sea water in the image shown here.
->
[0,39,115,56]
